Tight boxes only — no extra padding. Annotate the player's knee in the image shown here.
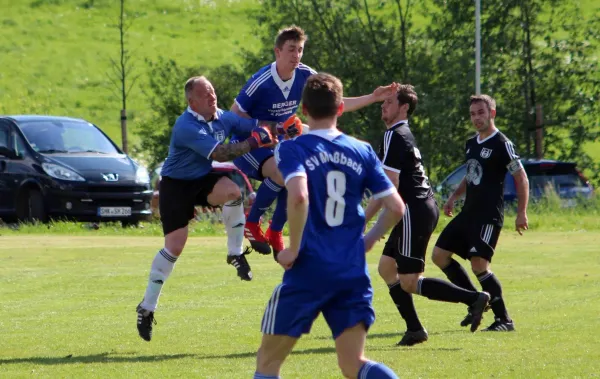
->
[398,274,419,294]
[470,258,488,275]
[377,257,398,284]
[431,247,451,268]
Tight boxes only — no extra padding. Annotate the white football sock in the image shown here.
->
[141,248,177,312]
[222,198,245,256]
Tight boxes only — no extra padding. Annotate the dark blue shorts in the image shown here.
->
[260,282,375,339]
[233,147,274,181]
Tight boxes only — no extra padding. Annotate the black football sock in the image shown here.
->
[477,271,510,321]
[417,277,479,305]
[442,259,478,292]
[388,281,423,332]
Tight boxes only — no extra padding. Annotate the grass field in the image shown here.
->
[2,231,599,378]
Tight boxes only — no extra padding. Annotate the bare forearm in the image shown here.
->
[365,207,401,242]
[364,197,383,224]
[342,94,376,113]
[211,141,251,162]
[516,176,529,214]
[287,196,308,253]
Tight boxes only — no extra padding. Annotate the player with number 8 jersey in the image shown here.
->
[254,73,403,379]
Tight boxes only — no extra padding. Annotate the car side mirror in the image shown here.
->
[0,146,17,159]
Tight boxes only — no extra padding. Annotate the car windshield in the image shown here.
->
[19,120,120,154]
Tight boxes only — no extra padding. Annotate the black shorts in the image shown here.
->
[382,198,439,274]
[435,213,502,262]
[159,172,229,235]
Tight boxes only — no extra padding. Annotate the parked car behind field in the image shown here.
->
[436,159,594,207]
[151,161,256,220]
[0,115,152,226]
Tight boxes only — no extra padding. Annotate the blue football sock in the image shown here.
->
[358,361,399,379]
[253,373,279,379]
[269,189,287,232]
[247,178,283,223]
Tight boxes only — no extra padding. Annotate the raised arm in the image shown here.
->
[342,82,400,113]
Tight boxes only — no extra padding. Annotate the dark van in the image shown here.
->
[0,115,153,226]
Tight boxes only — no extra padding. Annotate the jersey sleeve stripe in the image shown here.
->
[382,130,393,164]
[298,64,317,75]
[382,165,401,174]
[505,141,519,159]
[284,172,307,186]
[372,186,396,200]
[245,71,272,96]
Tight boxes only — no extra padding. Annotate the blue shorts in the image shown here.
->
[260,282,375,339]
[233,147,274,181]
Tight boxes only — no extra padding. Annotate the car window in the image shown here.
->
[19,120,120,154]
[445,165,467,190]
[0,124,9,149]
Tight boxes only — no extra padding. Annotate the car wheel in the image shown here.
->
[17,189,47,223]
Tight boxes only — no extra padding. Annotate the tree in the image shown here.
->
[106,0,140,154]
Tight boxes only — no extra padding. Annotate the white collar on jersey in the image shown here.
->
[307,128,343,141]
[476,129,499,144]
[389,119,409,129]
[271,62,295,100]
[187,106,219,122]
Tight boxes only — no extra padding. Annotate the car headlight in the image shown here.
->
[42,163,85,182]
[136,166,150,184]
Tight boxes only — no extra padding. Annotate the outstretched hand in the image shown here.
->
[372,82,401,102]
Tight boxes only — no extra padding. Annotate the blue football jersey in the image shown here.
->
[275,129,395,287]
[161,107,257,180]
[234,62,316,123]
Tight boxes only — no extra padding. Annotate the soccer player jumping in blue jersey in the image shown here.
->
[136,76,291,342]
[231,25,399,257]
[253,73,404,379]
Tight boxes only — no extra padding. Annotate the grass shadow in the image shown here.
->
[0,352,195,365]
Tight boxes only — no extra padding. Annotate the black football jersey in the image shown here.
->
[462,130,522,226]
[377,121,434,203]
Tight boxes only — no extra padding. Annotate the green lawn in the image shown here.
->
[0,0,260,145]
[1,232,599,378]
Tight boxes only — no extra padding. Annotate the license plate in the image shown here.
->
[98,207,132,217]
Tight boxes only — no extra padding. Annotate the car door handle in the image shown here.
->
[0,160,6,172]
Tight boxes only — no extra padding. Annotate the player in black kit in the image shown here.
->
[432,94,529,332]
[365,85,491,346]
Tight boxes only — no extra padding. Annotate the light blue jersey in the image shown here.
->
[161,107,256,180]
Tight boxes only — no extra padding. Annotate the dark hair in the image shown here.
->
[396,84,418,116]
[302,73,343,119]
[274,25,307,49]
[470,94,496,111]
